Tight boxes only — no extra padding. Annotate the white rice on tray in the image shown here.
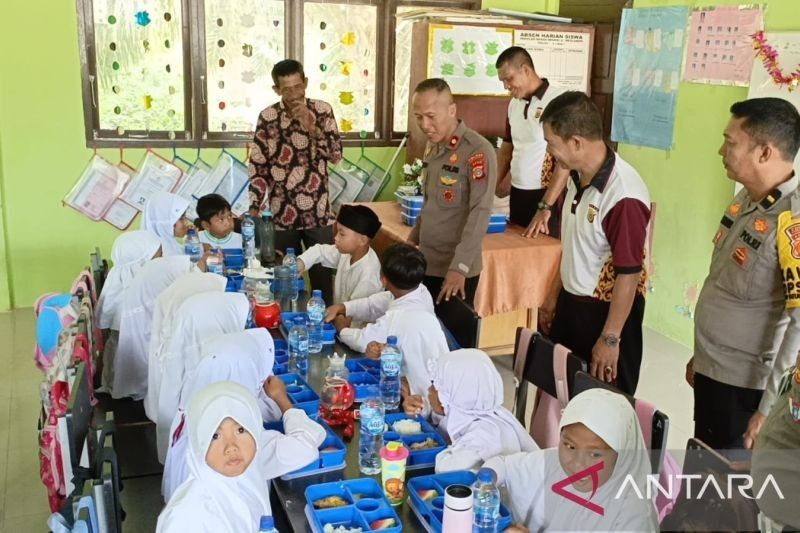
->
[392,419,422,435]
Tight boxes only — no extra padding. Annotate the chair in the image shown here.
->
[94,430,123,533]
[435,296,481,349]
[90,247,109,295]
[57,362,96,495]
[73,479,100,533]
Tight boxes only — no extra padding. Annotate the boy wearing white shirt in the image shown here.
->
[327,244,449,415]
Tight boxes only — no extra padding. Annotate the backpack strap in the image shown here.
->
[553,344,570,407]
[513,328,536,382]
[634,397,656,449]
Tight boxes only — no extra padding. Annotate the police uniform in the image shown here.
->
[409,120,497,305]
[693,173,800,449]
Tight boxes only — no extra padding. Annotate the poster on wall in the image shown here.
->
[611,6,689,151]
[427,24,513,95]
[683,4,764,86]
[514,29,591,92]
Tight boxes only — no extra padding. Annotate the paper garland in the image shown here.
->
[752,30,800,91]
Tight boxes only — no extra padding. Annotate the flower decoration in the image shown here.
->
[402,158,424,195]
[135,10,151,27]
[752,31,800,91]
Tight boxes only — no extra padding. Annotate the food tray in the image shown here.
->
[401,212,418,227]
[395,191,425,209]
[277,373,320,415]
[272,339,288,375]
[279,312,336,344]
[344,358,381,402]
[221,248,245,270]
[263,417,346,480]
[304,478,402,533]
[401,204,422,217]
[407,470,512,532]
[382,413,446,470]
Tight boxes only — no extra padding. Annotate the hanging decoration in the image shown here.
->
[135,10,151,27]
[751,31,800,90]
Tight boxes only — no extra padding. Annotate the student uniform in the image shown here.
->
[142,192,190,256]
[298,244,383,305]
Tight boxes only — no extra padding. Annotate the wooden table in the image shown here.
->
[363,202,562,354]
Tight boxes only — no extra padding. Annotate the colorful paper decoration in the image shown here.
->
[135,11,151,27]
[108,15,117,24]
[164,12,172,22]
[341,32,356,46]
[242,43,253,57]
[339,91,354,105]
[143,95,152,109]
[340,118,353,133]
[340,62,351,76]
[752,31,800,90]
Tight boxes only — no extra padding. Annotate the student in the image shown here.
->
[95,231,162,394]
[142,191,191,256]
[145,271,228,423]
[297,204,383,305]
[163,328,315,501]
[195,193,243,250]
[327,243,449,415]
[156,381,325,532]
[484,389,658,532]
[403,349,538,473]
[155,291,249,462]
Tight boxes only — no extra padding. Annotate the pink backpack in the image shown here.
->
[33,293,78,372]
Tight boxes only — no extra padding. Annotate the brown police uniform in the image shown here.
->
[409,120,497,284]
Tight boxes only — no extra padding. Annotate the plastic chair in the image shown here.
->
[435,296,481,350]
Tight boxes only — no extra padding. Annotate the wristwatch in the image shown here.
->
[537,200,552,211]
[601,333,620,348]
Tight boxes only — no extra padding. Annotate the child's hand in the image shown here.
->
[296,258,306,277]
[403,395,425,417]
[263,376,292,412]
[332,315,352,332]
[325,304,346,323]
[365,341,385,360]
[506,525,530,533]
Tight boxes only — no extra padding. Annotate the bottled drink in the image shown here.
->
[206,251,224,275]
[320,353,354,413]
[472,468,501,533]
[380,336,402,410]
[307,289,325,354]
[184,228,202,264]
[258,515,278,533]
[359,390,385,475]
[257,211,276,267]
[242,214,256,260]
[288,316,309,377]
[283,247,299,301]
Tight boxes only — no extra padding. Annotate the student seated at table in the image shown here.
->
[195,193,243,250]
[157,381,325,533]
[95,230,162,396]
[483,388,658,532]
[403,348,538,473]
[297,204,383,305]
[162,328,324,502]
[142,191,191,256]
[326,243,448,415]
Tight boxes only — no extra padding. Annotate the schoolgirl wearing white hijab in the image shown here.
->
[422,349,539,473]
[95,230,162,393]
[484,388,658,532]
[144,271,227,423]
[155,291,250,462]
[157,381,324,533]
[142,191,190,256]
[112,255,194,400]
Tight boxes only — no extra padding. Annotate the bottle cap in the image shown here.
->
[312,289,322,297]
[259,515,274,530]
[380,440,409,461]
[477,467,496,484]
[286,247,295,254]
[387,335,398,346]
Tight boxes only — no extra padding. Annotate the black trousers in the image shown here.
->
[549,289,646,396]
[423,274,480,308]
[693,372,763,450]
[275,225,334,304]
[509,186,562,238]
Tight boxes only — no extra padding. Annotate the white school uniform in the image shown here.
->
[144,272,227,423]
[340,285,448,415]
[298,244,383,304]
[484,389,658,532]
[112,256,194,400]
[156,382,325,533]
[142,191,190,256]
[433,349,538,473]
[198,230,243,250]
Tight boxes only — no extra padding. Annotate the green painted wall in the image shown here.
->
[620,0,798,347]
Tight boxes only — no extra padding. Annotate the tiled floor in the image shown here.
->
[0,309,693,532]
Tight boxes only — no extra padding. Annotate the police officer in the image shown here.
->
[408,78,497,306]
[688,97,800,450]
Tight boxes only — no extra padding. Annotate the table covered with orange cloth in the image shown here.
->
[362,201,562,318]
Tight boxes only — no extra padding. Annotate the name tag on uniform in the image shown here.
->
[442,164,460,173]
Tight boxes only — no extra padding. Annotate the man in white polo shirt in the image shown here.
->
[495,46,570,238]
[538,92,651,395]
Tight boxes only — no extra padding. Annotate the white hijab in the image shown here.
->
[162,328,277,501]
[486,388,658,532]
[144,271,227,422]
[156,292,250,462]
[156,382,271,533]
[434,349,538,460]
[112,255,193,400]
[142,191,189,256]
[95,231,162,330]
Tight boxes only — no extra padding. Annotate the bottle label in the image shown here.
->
[308,308,324,323]
[382,358,401,376]
[363,414,384,434]
[298,340,308,352]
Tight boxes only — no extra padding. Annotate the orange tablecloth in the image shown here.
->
[363,202,562,318]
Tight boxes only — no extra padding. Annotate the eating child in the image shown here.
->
[142,191,191,256]
[156,381,325,532]
[195,193,243,250]
[297,204,383,304]
[403,349,538,473]
[483,388,658,532]
[327,243,448,415]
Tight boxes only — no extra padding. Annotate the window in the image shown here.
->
[77,0,479,147]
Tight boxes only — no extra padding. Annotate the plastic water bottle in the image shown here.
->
[206,251,224,275]
[288,316,309,377]
[258,515,278,533]
[184,228,202,264]
[283,247,299,300]
[257,211,276,267]
[359,392,385,475]
[242,214,256,260]
[380,336,402,410]
[472,468,501,533]
[307,289,325,354]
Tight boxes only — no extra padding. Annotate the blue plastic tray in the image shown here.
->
[407,471,512,532]
[225,273,244,292]
[263,417,346,480]
[305,478,402,533]
[222,248,245,270]
[277,373,320,415]
[401,212,418,227]
[486,221,507,234]
[344,358,381,402]
[280,312,336,344]
[382,413,446,470]
[395,192,424,209]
